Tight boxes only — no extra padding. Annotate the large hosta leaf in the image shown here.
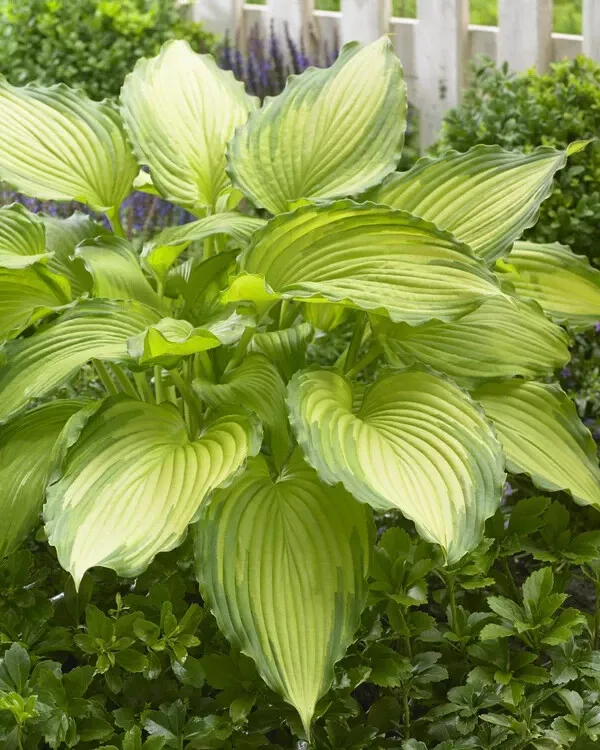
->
[0,299,160,422]
[374,297,569,387]
[249,323,313,381]
[375,143,586,264]
[228,37,406,214]
[0,400,87,558]
[287,368,504,563]
[228,201,503,326]
[196,450,372,734]
[473,381,600,509]
[43,213,107,297]
[496,241,600,331]
[127,306,256,367]
[0,79,137,211]
[0,265,71,342]
[121,40,257,213]
[45,397,261,585]
[143,214,265,280]
[194,354,290,468]
[75,236,162,310]
[0,204,47,269]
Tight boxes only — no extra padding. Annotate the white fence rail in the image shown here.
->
[192,0,600,150]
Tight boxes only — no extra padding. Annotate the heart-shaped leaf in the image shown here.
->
[375,142,586,264]
[228,37,406,214]
[0,204,47,269]
[227,201,503,326]
[473,380,600,509]
[196,450,372,735]
[121,40,258,213]
[373,297,569,387]
[287,367,504,563]
[45,397,262,585]
[0,79,137,211]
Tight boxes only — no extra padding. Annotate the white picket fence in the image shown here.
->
[191,0,600,150]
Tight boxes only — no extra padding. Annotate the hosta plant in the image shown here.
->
[1,35,600,739]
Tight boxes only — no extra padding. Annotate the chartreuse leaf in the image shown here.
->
[0,79,137,211]
[473,380,600,509]
[45,397,262,586]
[0,399,87,557]
[0,299,161,422]
[43,213,107,297]
[375,143,587,264]
[0,203,47,268]
[227,201,503,326]
[303,302,348,331]
[75,236,162,310]
[0,265,71,342]
[373,297,569,387]
[228,37,406,214]
[196,450,372,735]
[143,214,265,281]
[496,241,600,331]
[127,306,256,367]
[249,323,313,381]
[121,40,258,213]
[194,354,291,468]
[287,367,504,563]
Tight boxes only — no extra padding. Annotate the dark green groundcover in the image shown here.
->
[1,480,600,749]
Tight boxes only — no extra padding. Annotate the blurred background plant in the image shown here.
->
[437,55,600,265]
[0,0,215,101]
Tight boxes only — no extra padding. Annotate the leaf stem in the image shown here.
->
[134,372,154,403]
[343,312,367,374]
[224,327,255,375]
[106,206,125,238]
[170,368,203,435]
[110,364,139,399]
[502,556,521,602]
[403,688,411,739]
[345,343,383,379]
[154,366,165,404]
[92,359,118,396]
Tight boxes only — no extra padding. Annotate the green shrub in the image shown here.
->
[0,0,215,100]
[438,56,600,262]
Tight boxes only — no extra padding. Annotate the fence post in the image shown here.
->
[498,0,553,71]
[267,0,314,46]
[189,0,243,38]
[415,0,468,151]
[583,0,600,61]
[340,0,392,45]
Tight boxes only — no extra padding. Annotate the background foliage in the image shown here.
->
[0,0,215,101]
[438,56,600,264]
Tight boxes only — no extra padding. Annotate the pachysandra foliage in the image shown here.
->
[0,34,598,735]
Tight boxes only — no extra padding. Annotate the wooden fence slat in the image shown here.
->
[583,0,600,61]
[498,0,552,71]
[340,0,391,45]
[189,0,243,37]
[267,0,314,45]
[415,0,468,151]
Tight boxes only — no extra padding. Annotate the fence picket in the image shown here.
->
[340,0,391,45]
[498,0,552,71]
[415,0,468,150]
[267,0,314,46]
[583,0,600,60]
